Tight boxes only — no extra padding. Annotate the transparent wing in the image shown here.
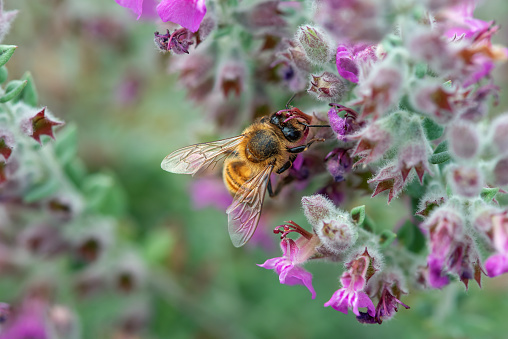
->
[226,164,274,247]
[161,135,244,176]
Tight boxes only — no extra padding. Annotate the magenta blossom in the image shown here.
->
[325,248,377,317]
[258,227,319,299]
[325,288,375,317]
[336,43,377,83]
[115,0,206,33]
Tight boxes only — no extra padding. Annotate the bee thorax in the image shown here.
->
[245,130,279,163]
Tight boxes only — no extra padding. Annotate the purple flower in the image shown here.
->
[258,236,318,299]
[421,207,482,288]
[325,248,378,318]
[336,43,377,83]
[190,177,232,211]
[115,0,206,32]
[325,288,375,316]
[157,0,207,33]
[475,210,508,277]
[440,1,492,41]
[324,148,352,182]
[115,0,143,19]
[0,299,48,339]
[327,104,363,142]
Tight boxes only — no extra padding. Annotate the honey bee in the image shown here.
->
[161,104,329,247]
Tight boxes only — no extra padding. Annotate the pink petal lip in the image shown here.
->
[157,0,207,33]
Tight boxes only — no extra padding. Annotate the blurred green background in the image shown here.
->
[3,0,508,338]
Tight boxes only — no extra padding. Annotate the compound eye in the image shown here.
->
[282,127,301,142]
[270,114,281,125]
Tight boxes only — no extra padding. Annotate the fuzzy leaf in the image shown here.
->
[55,124,78,165]
[379,230,397,249]
[0,66,7,84]
[429,151,451,164]
[397,220,425,253]
[423,117,444,140]
[23,177,60,203]
[351,205,366,226]
[481,187,499,203]
[0,80,27,103]
[14,72,38,106]
[433,140,448,154]
[0,45,17,67]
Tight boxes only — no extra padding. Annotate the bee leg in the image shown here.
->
[276,160,293,174]
[267,175,295,197]
[287,138,325,153]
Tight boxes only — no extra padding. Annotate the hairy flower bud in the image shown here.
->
[449,164,483,198]
[325,148,352,182]
[296,25,332,64]
[493,158,508,186]
[492,114,508,156]
[448,121,480,159]
[315,213,358,253]
[302,194,337,229]
[307,72,345,101]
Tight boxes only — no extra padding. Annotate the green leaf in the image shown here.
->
[397,220,426,253]
[430,151,451,164]
[0,80,27,103]
[83,173,126,216]
[0,45,17,67]
[434,140,448,154]
[415,63,427,79]
[351,205,366,226]
[23,177,60,203]
[379,230,397,249]
[481,187,499,203]
[0,66,8,84]
[55,124,78,165]
[14,72,38,106]
[423,117,444,140]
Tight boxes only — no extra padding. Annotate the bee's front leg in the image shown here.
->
[286,138,325,153]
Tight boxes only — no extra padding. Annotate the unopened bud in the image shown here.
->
[494,157,508,186]
[307,72,345,101]
[296,25,332,64]
[449,165,483,198]
[448,121,479,159]
[154,28,194,54]
[492,114,508,156]
[315,214,358,253]
[302,194,337,229]
[325,148,352,182]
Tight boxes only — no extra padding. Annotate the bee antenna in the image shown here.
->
[285,93,298,110]
[297,121,331,128]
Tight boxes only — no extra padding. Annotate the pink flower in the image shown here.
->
[336,43,377,83]
[157,0,206,33]
[258,236,317,299]
[115,0,206,33]
[325,248,378,317]
[324,288,375,316]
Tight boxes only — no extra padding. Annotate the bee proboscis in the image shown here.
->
[161,104,329,247]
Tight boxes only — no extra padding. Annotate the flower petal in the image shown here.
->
[157,0,207,33]
[485,254,508,277]
[115,0,144,19]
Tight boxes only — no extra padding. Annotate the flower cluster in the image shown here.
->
[115,0,508,326]
[0,15,150,335]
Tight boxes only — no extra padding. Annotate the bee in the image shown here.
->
[161,102,329,247]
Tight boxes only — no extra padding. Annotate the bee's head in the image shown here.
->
[269,107,312,142]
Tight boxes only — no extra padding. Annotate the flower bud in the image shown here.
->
[154,28,194,54]
[493,157,508,186]
[296,25,332,65]
[307,72,345,101]
[325,148,352,182]
[20,107,64,145]
[449,164,483,198]
[0,130,14,161]
[218,61,246,98]
[492,113,508,156]
[448,121,480,159]
[315,214,358,253]
[301,194,337,229]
